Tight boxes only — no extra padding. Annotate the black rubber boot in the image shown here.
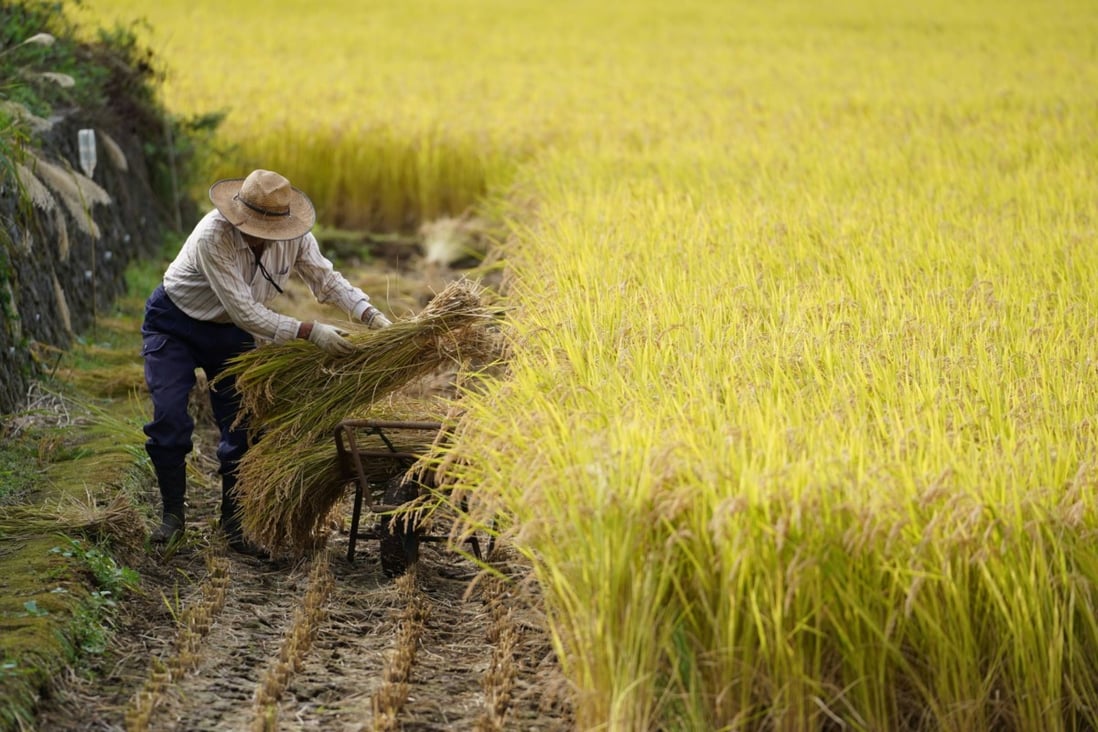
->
[150,466,186,544]
[220,473,269,559]
[150,512,185,544]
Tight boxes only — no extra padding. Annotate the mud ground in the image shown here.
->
[29,242,575,731]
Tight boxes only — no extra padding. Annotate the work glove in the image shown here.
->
[362,306,392,329]
[308,322,354,356]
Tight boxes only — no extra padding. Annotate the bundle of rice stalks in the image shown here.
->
[222,279,504,555]
[234,429,347,555]
[226,278,500,435]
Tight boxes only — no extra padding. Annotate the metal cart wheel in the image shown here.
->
[336,419,493,575]
[378,477,420,577]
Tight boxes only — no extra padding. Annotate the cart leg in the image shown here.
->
[347,479,365,562]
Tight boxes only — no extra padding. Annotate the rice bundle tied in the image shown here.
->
[220,279,501,556]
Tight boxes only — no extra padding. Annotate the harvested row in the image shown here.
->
[123,550,231,731]
[475,566,574,731]
[266,534,573,732]
[476,575,518,731]
[136,554,315,731]
[30,502,573,731]
[252,554,335,731]
[370,572,429,731]
[269,545,409,731]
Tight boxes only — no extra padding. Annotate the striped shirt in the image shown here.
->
[162,210,371,343]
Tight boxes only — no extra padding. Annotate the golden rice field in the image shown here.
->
[75,0,1098,729]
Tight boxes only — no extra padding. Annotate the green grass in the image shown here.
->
[0,436,43,507]
[0,244,157,730]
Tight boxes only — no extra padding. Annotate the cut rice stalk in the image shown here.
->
[225,279,504,555]
[222,279,500,436]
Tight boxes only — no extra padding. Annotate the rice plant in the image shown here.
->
[72,0,1098,727]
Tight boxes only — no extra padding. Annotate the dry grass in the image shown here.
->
[15,162,55,213]
[369,572,429,732]
[98,129,128,171]
[0,489,144,546]
[51,273,73,336]
[28,152,111,238]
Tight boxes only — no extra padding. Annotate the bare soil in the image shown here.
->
[34,492,572,731]
[30,250,574,731]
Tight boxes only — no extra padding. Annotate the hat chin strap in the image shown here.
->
[234,192,291,218]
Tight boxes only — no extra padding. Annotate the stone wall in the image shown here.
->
[0,112,167,413]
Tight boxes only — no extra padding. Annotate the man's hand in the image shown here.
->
[308,322,354,355]
[362,306,392,329]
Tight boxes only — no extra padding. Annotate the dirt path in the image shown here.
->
[32,250,574,731]
[34,461,571,732]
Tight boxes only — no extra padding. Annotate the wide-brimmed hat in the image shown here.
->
[209,169,316,240]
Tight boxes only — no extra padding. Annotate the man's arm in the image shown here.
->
[294,232,388,324]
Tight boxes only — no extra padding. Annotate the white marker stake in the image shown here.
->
[78,128,97,178]
[77,128,98,336]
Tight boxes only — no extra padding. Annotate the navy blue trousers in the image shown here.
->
[141,285,255,485]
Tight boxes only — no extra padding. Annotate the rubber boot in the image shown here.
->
[150,465,186,544]
[220,473,269,559]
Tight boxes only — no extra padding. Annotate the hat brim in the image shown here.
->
[209,177,316,240]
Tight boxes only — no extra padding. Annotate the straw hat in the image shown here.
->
[209,169,316,240]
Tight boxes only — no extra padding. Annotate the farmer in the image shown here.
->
[140,169,391,557]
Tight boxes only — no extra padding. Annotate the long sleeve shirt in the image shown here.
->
[162,210,371,342]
